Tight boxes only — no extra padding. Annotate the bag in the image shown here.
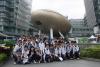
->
[23,58,28,64]
[59,57,63,61]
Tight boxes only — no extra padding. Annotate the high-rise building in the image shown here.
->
[84,0,100,34]
[0,0,32,36]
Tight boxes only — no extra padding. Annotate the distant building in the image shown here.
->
[0,0,34,36]
[69,19,93,37]
[84,0,100,34]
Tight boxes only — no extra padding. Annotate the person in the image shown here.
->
[58,46,62,57]
[61,45,66,60]
[39,40,45,62]
[34,49,42,63]
[28,47,35,63]
[44,45,51,63]
[13,40,22,64]
[66,44,72,59]
[57,43,63,61]
[22,46,29,64]
[12,36,81,64]
[69,41,74,59]
[54,45,62,61]
[49,44,55,62]
[74,45,80,59]
[73,41,80,59]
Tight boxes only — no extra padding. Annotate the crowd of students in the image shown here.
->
[12,36,80,64]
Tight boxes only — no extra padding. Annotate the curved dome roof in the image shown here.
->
[31,9,71,35]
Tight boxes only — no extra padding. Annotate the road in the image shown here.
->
[2,60,100,67]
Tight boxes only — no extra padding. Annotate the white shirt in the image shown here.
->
[45,48,51,55]
[39,42,45,54]
[55,48,58,56]
[61,46,66,55]
[13,44,20,52]
[72,45,79,54]
[74,45,79,52]
[39,42,45,51]
[58,47,62,55]
[66,45,72,53]
[22,50,29,58]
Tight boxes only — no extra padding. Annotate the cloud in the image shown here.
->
[32,0,85,19]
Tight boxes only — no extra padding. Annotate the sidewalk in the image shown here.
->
[82,57,100,62]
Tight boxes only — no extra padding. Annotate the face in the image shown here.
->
[31,47,34,50]
[24,47,28,51]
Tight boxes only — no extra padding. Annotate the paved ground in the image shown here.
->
[2,60,100,67]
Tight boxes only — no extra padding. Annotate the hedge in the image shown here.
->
[80,45,100,59]
[0,46,11,56]
[0,53,8,63]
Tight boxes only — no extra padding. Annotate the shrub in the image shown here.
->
[4,40,15,46]
[0,53,8,63]
[4,40,15,50]
[80,45,100,59]
[0,40,4,44]
[0,46,11,56]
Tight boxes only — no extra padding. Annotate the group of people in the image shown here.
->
[12,36,80,64]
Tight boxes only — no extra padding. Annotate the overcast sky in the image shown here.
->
[32,0,86,19]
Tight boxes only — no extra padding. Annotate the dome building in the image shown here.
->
[31,9,71,37]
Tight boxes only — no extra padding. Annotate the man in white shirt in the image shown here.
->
[61,45,66,60]
[74,45,80,59]
[39,41,45,54]
[13,42,22,64]
[44,45,51,62]
[66,45,72,59]
[38,41,45,62]
[22,47,29,64]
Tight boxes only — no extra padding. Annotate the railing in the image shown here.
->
[78,43,100,49]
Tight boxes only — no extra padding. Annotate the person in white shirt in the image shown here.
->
[22,46,29,64]
[61,45,66,60]
[54,46,58,57]
[13,42,22,64]
[38,41,45,62]
[66,44,72,59]
[39,41,45,54]
[74,44,80,59]
[13,44,21,53]
[35,49,42,63]
[58,46,62,57]
[44,45,51,62]
[54,46,60,61]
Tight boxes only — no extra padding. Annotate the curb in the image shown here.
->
[82,57,100,62]
[0,60,7,67]
[0,57,11,67]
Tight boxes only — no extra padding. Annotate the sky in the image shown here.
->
[32,0,86,19]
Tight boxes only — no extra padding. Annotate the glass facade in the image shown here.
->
[84,0,100,27]
[93,0,100,25]
[0,0,32,35]
[69,19,93,37]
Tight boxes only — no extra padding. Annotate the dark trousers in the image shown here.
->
[45,54,51,62]
[74,51,79,59]
[34,54,41,62]
[13,54,17,62]
[54,56,60,61]
[70,51,74,59]
[61,54,66,60]
[50,55,55,62]
[28,55,35,63]
[66,53,70,59]
[13,54,22,64]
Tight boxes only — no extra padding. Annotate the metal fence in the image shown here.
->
[78,43,100,49]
